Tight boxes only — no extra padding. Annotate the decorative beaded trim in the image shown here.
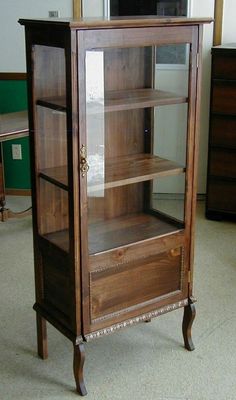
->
[90,244,184,274]
[85,298,189,342]
[91,253,149,274]
[75,336,84,345]
[180,247,185,290]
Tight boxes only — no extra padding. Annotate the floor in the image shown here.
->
[0,198,236,400]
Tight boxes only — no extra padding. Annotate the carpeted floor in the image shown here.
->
[0,198,236,400]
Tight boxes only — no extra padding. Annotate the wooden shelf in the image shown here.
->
[43,229,69,252]
[36,89,187,114]
[87,89,187,114]
[39,166,68,190]
[89,212,183,254]
[38,155,184,191]
[88,153,185,193]
[104,88,187,112]
[43,212,183,254]
[37,96,67,112]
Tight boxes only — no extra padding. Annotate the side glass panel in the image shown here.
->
[33,45,69,251]
[85,44,190,255]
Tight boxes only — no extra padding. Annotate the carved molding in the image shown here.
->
[85,299,189,342]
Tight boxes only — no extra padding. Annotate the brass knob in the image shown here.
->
[80,145,89,177]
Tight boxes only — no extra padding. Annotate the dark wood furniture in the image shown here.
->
[206,44,236,220]
[0,110,31,221]
[19,16,211,396]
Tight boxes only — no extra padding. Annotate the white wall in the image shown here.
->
[222,0,236,43]
[83,0,103,17]
[0,0,72,72]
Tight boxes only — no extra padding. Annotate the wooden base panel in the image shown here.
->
[85,299,189,341]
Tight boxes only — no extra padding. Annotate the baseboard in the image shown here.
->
[6,188,31,196]
[0,72,27,80]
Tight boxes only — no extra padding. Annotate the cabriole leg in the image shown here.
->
[36,313,48,359]
[73,343,87,396]
[182,299,196,351]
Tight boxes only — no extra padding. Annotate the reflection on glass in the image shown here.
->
[86,51,105,197]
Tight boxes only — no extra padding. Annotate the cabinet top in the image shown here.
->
[19,16,212,30]
[212,43,236,53]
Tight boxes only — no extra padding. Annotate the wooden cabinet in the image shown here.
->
[206,45,236,220]
[19,16,211,395]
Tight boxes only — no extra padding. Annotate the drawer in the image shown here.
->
[207,179,236,212]
[212,54,236,80]
[210,115,236,148]
[212,81,236,115]
[209,148,236,179]
[90,246,186,321]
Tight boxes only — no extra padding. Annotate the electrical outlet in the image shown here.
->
[48,10,60,18]
[12,144,22,160]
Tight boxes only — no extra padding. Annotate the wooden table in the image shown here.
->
[0,110,31,221]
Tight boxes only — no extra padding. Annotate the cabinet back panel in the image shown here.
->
[33,46,66,100]
[103,47,152,219]
[35,107,67,172]
[38,180,69,235]
[88,183,143,223]
[90,248,183,320]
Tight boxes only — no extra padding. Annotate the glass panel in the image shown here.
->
[36,107,68,188]
[33,45,69,250]
[85,44,189,255]
[152,175,186,222]
[38,179,69,252]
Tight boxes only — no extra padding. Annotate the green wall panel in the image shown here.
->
[2,137,30,189]
[0,80,30,189]
[0,80,28,112]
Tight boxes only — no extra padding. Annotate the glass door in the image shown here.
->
[85,44,189,254]
[79,26,197,333]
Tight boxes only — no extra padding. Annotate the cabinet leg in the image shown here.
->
[36,313,48,359]
[182,300,196,351]
[73,343,87,396]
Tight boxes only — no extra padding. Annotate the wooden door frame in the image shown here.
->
[73,0,82,18]
[214,0,224,45]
